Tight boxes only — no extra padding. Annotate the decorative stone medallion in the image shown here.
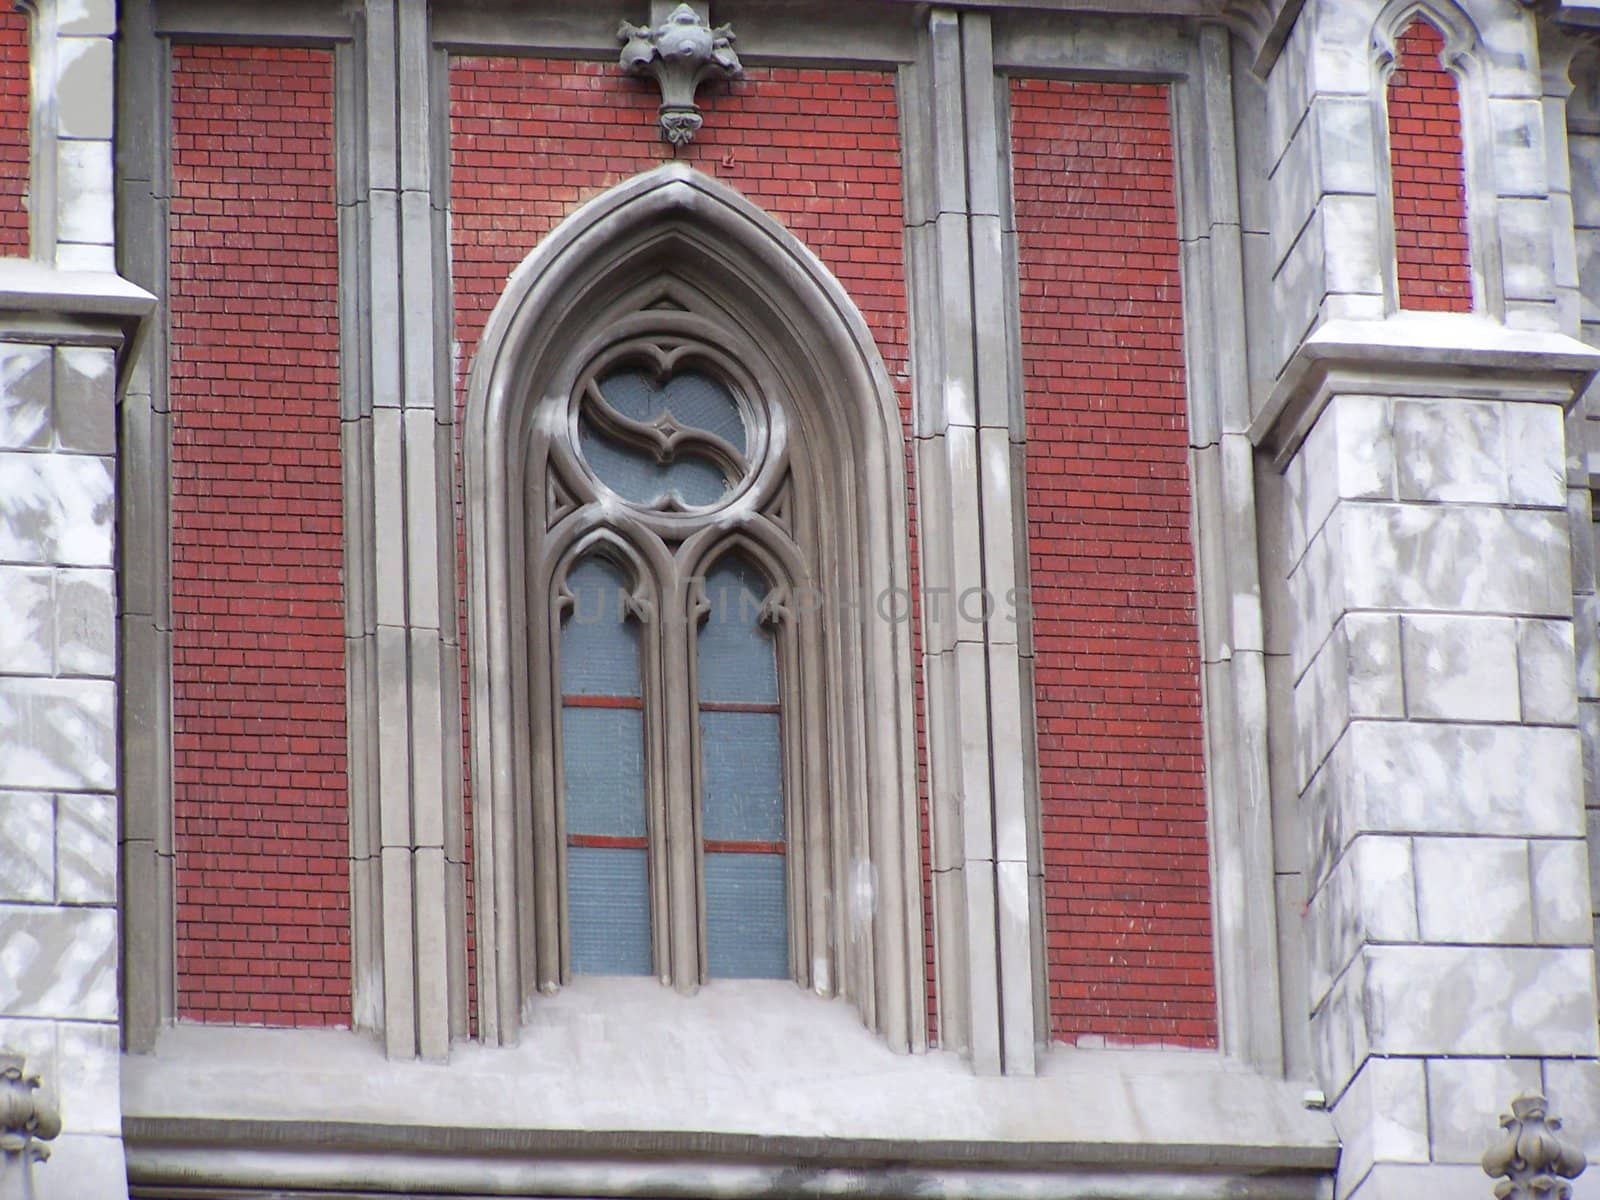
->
[618,4,743,146]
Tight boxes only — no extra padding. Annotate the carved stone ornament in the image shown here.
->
[0,1051,61,1164]
[618,5,742,146]
[1483,1093,1587,1200]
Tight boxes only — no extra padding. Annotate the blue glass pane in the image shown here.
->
[697,558,777,704]
[562,706,646,837]
[561,558,640,698]
[600,369,746,454]
[580,418,731,508]
[704,852,788,979]
[567,846,652,976]
[701,710,783,842]
[581,368,746,508]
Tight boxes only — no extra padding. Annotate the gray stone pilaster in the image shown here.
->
[347,0,467,1060]
[1253,317,1600,1200]
[903,6,1040,1075]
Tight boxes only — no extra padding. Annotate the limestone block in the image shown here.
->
[1399,613,1519,723]
[1542,1058,1600,1177]
[1263,15,1309,171]
[1491,99,1550,199]
[0,791,54,902]
[1268,118,1317,272]
[1287,393,1392,567]
[0,453,114,566]
[55,141,114,246]
[57,0,116,35]
[1573,134,1600,229]
[1293,613,1402,790]
[1344,612,1403,716]
[55,794,115,904]
[53,348,115,456]
[0,678,115,791]
[1426,1057,1543,1163]
[0,905,117,1020]
[52,243,115,273]
[1345,1162,1515,1200]
[1306,722,1582,887]
[1272,202,1324,377]
[1518,618,1580,725]
[1501,196,1557,304]
[1393,399,1504,504]
[56,37,113,141]
[0,566,54,674]
[1363,945,1599,1058]
[1330,1057,1428,1200]
[0,344,52,450]
[53,1021,120,1136]
[1530,838,1591,944]
[1339,504,1571,617]
[1322,194,1384,296]
[1315,95,1377,195]
[53,568,113,678]
[1305,833,1416,1006]
[1503,402,1567,508]
[1309,940,1369,1100]
[31,1132,128,1200]
[1288,505,1342,678]
[1412,836,1531,944]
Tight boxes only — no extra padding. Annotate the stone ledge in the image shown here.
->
[120,983,1337,1192]
[0,259,155,321]
[1250,314,1600,471]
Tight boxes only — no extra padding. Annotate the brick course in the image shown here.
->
[1010,78,1216,1047]
[168,44,349,1025]
[446,59,931,1033]
[0,9,29,257]
[1389,19,1472,312]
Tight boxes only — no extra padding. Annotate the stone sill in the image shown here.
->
[1251,313,1600,470]
[0,258,155,321]
[121,980,1336,1196]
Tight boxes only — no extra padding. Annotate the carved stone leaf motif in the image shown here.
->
[0,1051,60,1163]
[1483,1094,1587,1200]
[618,4,743,146]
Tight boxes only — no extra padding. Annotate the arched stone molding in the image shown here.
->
[463,163,925,1053]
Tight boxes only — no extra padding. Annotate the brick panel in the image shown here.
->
[1389,19,1472,312]
[447,59,930,1034]
[169,44,349,1025]
[0,9,29,257]
[1010,78,1215,1048]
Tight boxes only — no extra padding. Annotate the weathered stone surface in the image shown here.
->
[0,453,114,567]
[0,567,55,675]
[1399,614,1520,723]
[0,678,115,791]
[0,791,54,902]
[52,348,115,456]
[55,794,115,904]
[1412,836,1531,945]
[0,345,52,450]
[0,905,116,1021]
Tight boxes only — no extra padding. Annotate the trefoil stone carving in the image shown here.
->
[618,5,742,146]
[1483,1093,1586,1200]
[0,1050,61,1195]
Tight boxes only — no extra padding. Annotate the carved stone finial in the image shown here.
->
[1483,1093,1587,1200]
[0,1051,61,1165]
[618,4,742,146]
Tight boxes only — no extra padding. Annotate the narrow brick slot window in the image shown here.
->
[1388,18,1472,311]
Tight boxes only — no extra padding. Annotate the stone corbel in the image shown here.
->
[0,1051,61,1167]
[1483,1093,1587,1200]
[618,4,742,146]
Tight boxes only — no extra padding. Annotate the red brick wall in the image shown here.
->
[1388,19,1472,311]
[0,9,30,257]
[446,59,930,1033]
[169,44,349,1026]
[1010,78,1215,1048]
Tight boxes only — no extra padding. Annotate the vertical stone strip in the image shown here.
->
[904,8,1040,1074]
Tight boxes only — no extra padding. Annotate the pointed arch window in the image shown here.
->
[465,167,923,1050]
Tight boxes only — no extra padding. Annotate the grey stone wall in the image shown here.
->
[0,337,126,1198]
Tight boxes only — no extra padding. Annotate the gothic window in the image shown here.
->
[465,167,923,1049]
[544,342,803,986]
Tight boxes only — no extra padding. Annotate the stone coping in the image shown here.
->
[121,980,1336,1184]
[1251,313,1600,469]
[0,258,155,319]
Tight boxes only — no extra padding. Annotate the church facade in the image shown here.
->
[4,0,1600,1196]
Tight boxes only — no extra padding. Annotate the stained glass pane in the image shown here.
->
[567,846,652,976]
[704,852,787,979]
[560,554,650,976]
[561,558,640,698]
[697,558,778,704]
[580,368,747,508]
[700,711,783,842]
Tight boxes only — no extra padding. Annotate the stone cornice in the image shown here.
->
[1249,314,1600,471]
